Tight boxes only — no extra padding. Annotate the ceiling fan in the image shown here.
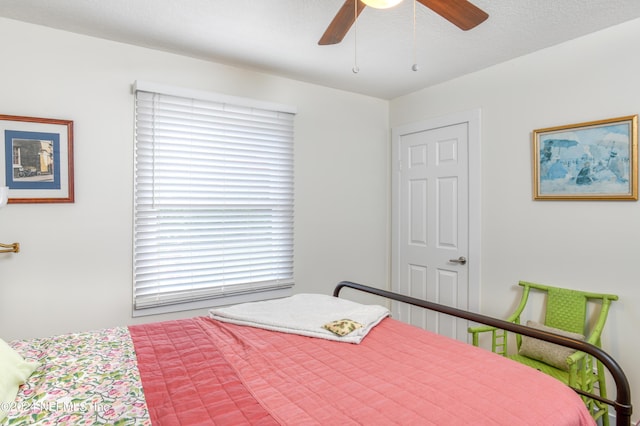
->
[319,0,489,45]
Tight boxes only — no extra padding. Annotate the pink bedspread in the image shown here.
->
[129,319,277,425]
[131,316,595,425]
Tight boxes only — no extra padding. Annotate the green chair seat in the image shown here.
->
[507,354,570,383]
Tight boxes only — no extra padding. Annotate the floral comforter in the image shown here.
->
[4,327,150,425]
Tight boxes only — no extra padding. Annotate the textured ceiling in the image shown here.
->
[1,0,640,99]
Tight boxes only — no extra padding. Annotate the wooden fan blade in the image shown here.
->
[417,0,488,31]
[318,0,367,45]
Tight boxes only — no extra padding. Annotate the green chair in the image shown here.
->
[468,281,618,425]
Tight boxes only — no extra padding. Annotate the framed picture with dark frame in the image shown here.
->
[0,114,74,203]
[532,115,638,200]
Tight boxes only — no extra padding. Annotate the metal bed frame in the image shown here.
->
[333,281,633,426]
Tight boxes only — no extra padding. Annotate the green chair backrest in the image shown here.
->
[544,286,587,335]
[518,281,618,346]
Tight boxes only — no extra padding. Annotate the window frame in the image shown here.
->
[132,81,296,317]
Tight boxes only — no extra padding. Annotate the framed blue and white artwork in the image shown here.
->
[0,115,74,203]
[533,115,638,200]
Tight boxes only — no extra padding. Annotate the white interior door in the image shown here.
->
[391,110,480,342]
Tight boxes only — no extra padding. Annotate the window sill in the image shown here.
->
[132,286,293,318]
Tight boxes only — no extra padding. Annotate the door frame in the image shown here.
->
[391,108,481,316]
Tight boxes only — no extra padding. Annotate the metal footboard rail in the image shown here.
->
[333,281,632,426]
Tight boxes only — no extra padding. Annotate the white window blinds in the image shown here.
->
[133,82,295,312]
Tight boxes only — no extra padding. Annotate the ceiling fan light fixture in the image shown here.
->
[361,0,403,9]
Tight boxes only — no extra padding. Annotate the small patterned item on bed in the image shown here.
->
[322,319,363,336]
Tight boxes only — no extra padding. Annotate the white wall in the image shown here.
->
[391,17,640,422]
[0,17,389,340]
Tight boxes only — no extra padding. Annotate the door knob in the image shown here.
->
[449,256,467,265]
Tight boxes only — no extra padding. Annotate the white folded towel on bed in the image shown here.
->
[209,294,389,344]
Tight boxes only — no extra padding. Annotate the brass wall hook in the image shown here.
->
[0,242,19,253]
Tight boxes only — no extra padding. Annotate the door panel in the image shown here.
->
[392,120,470,341]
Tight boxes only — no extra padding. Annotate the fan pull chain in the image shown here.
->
[353,0,360,73]
[412,0,419,71]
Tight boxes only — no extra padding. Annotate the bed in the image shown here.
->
[1,281,632,425]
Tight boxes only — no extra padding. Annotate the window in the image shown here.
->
[133,81,295,315]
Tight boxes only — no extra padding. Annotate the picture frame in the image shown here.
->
[532,115,638,200]
[0,114,74,203]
